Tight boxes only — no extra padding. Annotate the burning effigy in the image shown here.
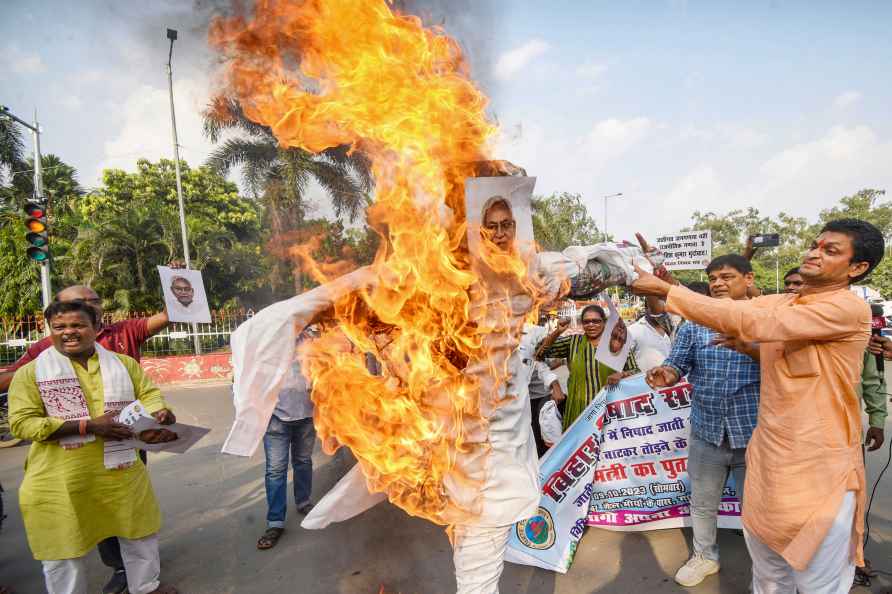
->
[212,1,658,591]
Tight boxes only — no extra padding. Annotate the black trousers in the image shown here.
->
[98,450,148,570]
[530,397,548,458]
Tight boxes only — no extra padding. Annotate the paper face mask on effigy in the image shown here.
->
[465,176,537,268]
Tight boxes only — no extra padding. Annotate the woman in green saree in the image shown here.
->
[537,304,639,430]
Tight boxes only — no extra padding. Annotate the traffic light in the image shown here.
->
[23,200,49,262]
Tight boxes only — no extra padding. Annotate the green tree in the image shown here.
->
[66,159,267,312]
[531,192,601,251]
[0,116,26,186]
[203,98,373,296]
[0,154,83,316]
[815,189,892,297]
[682,207,811,292]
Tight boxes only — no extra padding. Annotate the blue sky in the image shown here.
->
[3,1,892,242]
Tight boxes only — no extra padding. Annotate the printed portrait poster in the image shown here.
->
[465,176,537,272]
[157,266,212,323]
[595,295,632,371]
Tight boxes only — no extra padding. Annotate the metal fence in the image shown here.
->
[0,309,253,367]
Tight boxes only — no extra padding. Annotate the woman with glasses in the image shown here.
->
[536,304,639,429]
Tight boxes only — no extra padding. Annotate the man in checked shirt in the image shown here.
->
[646,254,761,587]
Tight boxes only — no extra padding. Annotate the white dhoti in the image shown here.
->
[453,524,512,594]
[745,491,856,594]
[43,533,161,594]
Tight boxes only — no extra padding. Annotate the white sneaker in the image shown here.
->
[674,553,720,587]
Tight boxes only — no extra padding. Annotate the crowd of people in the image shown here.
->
[2,211,891,594]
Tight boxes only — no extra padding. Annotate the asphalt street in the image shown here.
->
[3,380,892,594]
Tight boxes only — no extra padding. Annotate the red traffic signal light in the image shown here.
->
[23,201,49,262]
[24,202,45,218]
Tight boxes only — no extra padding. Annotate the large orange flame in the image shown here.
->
[210,0,541,525]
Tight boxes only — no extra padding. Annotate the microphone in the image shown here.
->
[870,303,885,373]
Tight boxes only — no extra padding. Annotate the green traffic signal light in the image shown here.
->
[26,232,48,247]
[23,200,49,262]
[27,247,49,262]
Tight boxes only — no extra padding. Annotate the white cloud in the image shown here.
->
[643,125,892,240]
[6,45,47,75]
[576,61,608,80]
[833,90,862,109]
[585,117,653,162]
[662,165,725,225]
[573,61,609,97]
[678,123,766,149]
[757,125,889,204]
[95,76,216,184]
[494,115,653,192]
[57,94,83,111]
[494,39,550,81]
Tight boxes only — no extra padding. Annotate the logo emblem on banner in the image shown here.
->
[516,507,556,550]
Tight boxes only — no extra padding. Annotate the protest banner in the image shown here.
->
[506,374,741,573]
[655,231,712,270]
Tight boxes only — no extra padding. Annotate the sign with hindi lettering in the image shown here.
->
[505,374,741,574]
[655,230,712,270]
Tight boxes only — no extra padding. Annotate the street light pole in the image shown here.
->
[775,249,780,294]
[1,105,52,312]
[32,111,51,311]
[166,28,201,354]
[602,192,623,243]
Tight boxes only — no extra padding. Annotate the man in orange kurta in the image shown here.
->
[632,218,885,593]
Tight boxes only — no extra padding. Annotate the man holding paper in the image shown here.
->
[8,300,177,594]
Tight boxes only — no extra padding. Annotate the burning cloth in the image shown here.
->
[208,2,661,591]
[223,241,655,593]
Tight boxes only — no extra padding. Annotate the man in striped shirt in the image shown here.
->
[646,254,761,587]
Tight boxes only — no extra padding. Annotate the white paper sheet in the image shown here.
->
[114,401,211,455]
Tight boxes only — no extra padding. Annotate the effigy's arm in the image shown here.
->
[534,243,658,302]
[221,267,375,457]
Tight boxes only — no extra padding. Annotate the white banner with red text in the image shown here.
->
[505,374,741,573]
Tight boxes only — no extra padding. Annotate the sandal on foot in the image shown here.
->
[257,527,284,550]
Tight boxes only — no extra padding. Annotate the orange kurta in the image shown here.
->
[666,286,868,570]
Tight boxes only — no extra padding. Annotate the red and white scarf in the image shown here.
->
[35,344,136,466]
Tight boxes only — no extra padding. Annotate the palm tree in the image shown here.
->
[65,200,172,304]
[0,117,26,187]
[203,97,374,294]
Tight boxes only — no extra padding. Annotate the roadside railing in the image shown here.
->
[0,309,253,367]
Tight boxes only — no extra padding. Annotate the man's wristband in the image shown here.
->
[78,419,88,436]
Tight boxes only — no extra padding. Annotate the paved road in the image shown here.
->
[3,382,892,594]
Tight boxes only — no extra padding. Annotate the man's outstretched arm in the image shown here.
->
[632,268,866,344]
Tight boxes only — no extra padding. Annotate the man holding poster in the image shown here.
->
[632,219,884,594]
[646,254,761,587]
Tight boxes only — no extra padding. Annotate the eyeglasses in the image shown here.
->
[581,318,605,325]
[484,220,516,234]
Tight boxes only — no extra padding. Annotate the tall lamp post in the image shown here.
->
[166,28,201,354]
[602,192,623,243]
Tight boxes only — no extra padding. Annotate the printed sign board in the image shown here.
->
[655,231,712,270]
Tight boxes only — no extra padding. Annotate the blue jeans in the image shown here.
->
[263,415,316,529]
[688,434,746,561]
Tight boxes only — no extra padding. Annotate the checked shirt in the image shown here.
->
[663,320,761,449]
